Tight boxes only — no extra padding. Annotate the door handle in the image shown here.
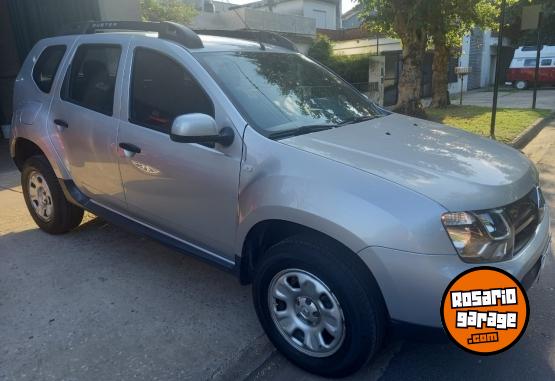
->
[119,142,141,157]
[54,119,69,128]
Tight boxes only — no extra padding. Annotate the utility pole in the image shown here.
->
[532,12,543,109]
[490,0,506,139]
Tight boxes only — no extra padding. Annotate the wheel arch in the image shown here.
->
[12,137,67,178]
[238,218,377,288]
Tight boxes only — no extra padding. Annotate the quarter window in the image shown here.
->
[61,44,121,116]
[33,45,66,93]
[129,48,214,133]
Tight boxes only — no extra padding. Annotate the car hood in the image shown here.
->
[280,113,538,211]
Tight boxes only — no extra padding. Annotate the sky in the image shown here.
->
[228,0,358,14]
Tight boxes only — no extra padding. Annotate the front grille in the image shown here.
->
[504,188,541,254]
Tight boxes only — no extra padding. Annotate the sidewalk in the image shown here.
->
[423,88,555,110]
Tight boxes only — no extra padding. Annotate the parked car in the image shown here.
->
[506,45,555,89]
[10,21,551,377]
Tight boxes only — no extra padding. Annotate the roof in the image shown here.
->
[514,45,555,58]
[231,0,339,9]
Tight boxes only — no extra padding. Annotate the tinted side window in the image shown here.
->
[33,45,66,93]
[61,44,121,116]
[130,48,214,133]
[523,59,536,67]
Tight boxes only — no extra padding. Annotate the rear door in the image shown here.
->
[49,35,128,209]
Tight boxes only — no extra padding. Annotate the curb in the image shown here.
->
[510,111,555,149]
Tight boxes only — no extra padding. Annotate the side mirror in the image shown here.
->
[170,113,234,147]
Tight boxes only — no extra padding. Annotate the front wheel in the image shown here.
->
[253,235,387,377]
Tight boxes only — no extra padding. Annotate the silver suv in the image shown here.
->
[10,21,551,376]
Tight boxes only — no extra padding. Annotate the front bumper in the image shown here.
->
[358,207,552,328]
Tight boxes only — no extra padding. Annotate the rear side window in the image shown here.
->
[61,44,121,116]
[33,45,66,93]
[129,48,214,133]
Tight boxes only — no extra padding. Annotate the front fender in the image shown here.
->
[236,127,456,256]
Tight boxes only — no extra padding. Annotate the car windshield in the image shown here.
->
[194,51,383,137]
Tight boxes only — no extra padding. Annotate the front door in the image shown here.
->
[49,38,127,208]
[117,41,242,258]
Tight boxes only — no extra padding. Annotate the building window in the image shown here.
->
[313,9,327,29]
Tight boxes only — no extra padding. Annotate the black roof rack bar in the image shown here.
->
[59,21,204,49]
[194,29,298,52]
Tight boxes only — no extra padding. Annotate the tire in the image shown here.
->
[515,80,527,90]
[21,155,84,234]
[253,234,387,377]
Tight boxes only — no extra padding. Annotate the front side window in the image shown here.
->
[194,52,382,137]
[33,45,66,93]
[61,44,121,116]
[523,59,537,67]
[129,48,214,133]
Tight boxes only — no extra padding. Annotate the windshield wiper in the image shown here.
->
[338,115,377,126]
[268,124,336,140]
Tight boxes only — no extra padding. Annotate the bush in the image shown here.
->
[140,0,197,24]
[307,35,370,88]
[307,34,333,64]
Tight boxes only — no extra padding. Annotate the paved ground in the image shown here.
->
[0,141,269,380]
[443,88,555,110]
[2,118,555,380]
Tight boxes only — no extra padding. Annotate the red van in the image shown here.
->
[506,45,555,89]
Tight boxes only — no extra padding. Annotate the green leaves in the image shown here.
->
[140,0,198,25]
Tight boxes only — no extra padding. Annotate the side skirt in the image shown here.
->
[58,178,240,275]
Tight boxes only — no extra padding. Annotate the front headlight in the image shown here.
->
[441,210,514,263]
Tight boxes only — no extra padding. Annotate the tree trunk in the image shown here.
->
[430,36,451,108]
[394,22,427,117]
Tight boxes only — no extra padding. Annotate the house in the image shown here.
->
[230,0,342,30]
[450,28,513,94]
[341,4,363,29]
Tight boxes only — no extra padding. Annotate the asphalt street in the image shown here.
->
[1,119,555,380]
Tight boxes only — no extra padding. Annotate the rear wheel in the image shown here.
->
[515,80,527,90]
[253,235,387,377]
[22,155,84,234]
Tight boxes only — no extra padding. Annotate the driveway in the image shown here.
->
[1,119,555,380]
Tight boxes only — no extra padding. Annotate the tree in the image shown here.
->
[140,0,198,24]
[360,0,430,117]
[428,0,498,108]
[307,34,333,65]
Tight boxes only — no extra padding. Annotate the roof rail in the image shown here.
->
[59,21,204,49]
[194,29,298,52]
